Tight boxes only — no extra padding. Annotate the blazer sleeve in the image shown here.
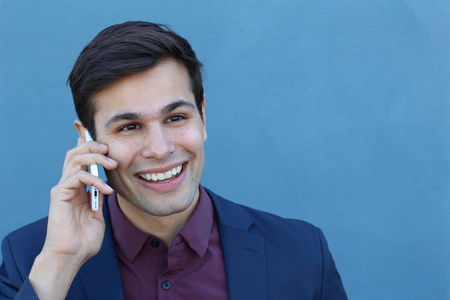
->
[318,228,348,300]
[0,236,39,300]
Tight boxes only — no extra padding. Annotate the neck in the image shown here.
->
[116,194,199,247]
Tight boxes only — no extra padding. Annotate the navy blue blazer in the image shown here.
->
[0,188,347,299]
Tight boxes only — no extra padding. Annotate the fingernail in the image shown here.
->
[107,157,117,164]
[106,184,114,192]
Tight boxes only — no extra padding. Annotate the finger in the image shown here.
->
[78,172,114,195]
[63,141,110,171]
[61,152,117,182]
[56,171,114,200]
[66,152,117,172]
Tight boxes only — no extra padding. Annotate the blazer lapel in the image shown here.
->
[208,189,267,300]
[76,197,124,300]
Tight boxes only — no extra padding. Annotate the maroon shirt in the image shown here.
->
[108,186,229,300]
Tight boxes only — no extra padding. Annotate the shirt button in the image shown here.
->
[150,239,160,247]
[161,280,171,290]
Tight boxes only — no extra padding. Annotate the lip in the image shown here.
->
[137,161,186,175]
[135,162,187,193]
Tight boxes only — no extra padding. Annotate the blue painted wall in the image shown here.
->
[1,1,448,299]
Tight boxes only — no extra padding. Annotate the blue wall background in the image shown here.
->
[1,0,448,299]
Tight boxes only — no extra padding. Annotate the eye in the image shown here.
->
[166,115,186,123]
[120,124,140,131]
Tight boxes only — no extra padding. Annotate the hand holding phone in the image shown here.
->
[85,131,99,211]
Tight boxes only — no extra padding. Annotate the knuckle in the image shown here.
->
[65,147,77,159]
[50,186,57,196]
[50,184,64,198]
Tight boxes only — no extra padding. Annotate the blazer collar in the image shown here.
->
[206,188,268,300]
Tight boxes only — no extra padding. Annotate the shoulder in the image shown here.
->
[205,188,348,298]
[4,217,48,247]
[205,187,322,245]
[2,217,48,272]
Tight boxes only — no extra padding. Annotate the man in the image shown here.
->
[0,21,347,299]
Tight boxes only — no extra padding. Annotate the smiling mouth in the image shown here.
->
[138,165,183,183]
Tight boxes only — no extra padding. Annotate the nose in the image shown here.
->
[141,125,175,159]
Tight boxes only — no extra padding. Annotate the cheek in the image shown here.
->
[202,126,207,142]
[177,128,205,153]
[106,141,140,166]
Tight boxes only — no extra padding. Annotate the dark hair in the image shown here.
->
[68,21,204,139]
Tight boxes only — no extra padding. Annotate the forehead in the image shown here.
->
[92,59,194,122]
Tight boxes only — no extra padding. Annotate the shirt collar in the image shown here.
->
[108,192,150,262]
[108,185,214,261]
[178,185,214,258]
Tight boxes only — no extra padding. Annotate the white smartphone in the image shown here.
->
[85,130,99,211]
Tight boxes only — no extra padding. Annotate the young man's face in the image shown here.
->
[88,59,207,219]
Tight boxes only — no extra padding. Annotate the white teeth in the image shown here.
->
[139,164,183,182]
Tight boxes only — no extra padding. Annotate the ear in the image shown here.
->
[202,95,207,142]
[74,120,88,140]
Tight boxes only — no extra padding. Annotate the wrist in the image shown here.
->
[29,251,84,300]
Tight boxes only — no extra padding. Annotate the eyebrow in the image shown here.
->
[104,99,197,128]
[105,112,142,128]
[161,99,197,114]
